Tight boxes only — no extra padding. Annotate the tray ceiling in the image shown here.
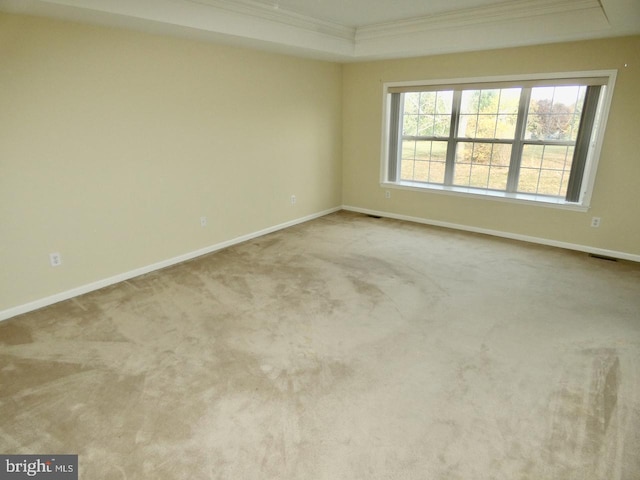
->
[1,0,639,61]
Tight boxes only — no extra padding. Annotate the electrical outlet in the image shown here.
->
[591,217,601,228]
[385,190,391,199]
[49,252,62,267]
[290,195,296,205]
[200,216,207,227]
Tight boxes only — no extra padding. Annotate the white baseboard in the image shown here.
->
[0,207,341,322]
[343,205,640,263]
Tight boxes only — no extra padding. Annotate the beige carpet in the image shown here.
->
[1,211,639,479]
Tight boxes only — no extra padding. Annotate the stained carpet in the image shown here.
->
[1,211,639,479]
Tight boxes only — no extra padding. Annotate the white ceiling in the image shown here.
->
[1,0,639,61]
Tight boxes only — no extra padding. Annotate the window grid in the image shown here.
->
[454,142,512,191]
[518,144,575,197]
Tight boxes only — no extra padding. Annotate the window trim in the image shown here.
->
[380,70,617,209]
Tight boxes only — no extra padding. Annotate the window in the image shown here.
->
[383,72,616,208]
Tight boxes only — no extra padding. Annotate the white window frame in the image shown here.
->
[380,70,617,211]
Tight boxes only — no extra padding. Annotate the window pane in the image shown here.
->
[454,161,472,186]
[498,88,521,114]
[470,165,490,188]
[436,91,454,114]
[400,140,417,180]
[476,115,498,138]
[525,86,587,141]
[459,114,478,138]
[480,89,500,113]
[560,169,571,195]
[400,140,447,184]
[418,92,437,114]
[537,169,563,196]
[496,114,517,139]
[521,144,543,168]
[417,115,434,136]
[542,145,571,170]
[518,168,541,194]
[434,114,452,136]
[490,144,512,167]
[403,92,420,114]
[460,90,480,114]
[488,166,508,190]
[403,114,418,136]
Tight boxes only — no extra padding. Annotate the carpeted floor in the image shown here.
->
[1,211,639,479]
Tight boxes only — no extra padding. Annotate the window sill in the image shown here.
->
[381,181,589,212]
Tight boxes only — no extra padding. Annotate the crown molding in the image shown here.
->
[184,0,355,40]
[357,0,604,41]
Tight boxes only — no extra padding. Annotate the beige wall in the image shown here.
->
[343,36,640,256]
[0,13,343,312]
[2,12,638,316]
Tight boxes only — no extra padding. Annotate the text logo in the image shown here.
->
[0,456,77,480]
